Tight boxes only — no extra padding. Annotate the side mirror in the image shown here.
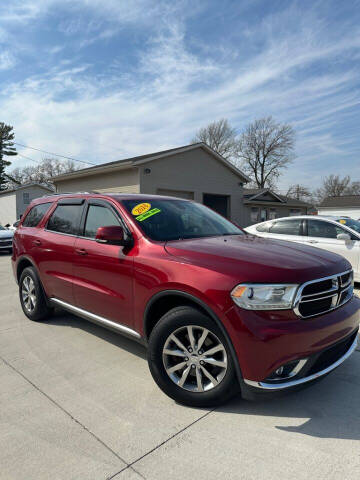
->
[337,232,351,241]
[95,226,132,246]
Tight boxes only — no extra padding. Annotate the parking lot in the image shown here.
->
[1,253,359,480]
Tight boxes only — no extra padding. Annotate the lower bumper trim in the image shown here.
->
[244,333,358,390]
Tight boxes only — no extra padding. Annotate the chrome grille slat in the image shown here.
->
[300,293,338,303]
[301,287,338,299]
[294,269,354,318]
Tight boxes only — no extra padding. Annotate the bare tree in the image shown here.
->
[192,118,239,160]
[348,181,360,195]
[7,158,79,188]
[238,116,295,188]
[286,184,312,202]
[315,174,352,202]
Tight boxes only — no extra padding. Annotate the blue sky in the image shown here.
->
[0,0,359,191]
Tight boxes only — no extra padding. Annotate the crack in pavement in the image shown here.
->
[109,408,214,479]
[0,353,128,471]
[0,352,214,480]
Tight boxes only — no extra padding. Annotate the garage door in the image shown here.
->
[157,189,194,200]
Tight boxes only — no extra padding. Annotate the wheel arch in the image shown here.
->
[16,256,37,282]
[143,290,243,384]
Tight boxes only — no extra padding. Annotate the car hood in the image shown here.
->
[164,234,350,284]
[0,230,13,239]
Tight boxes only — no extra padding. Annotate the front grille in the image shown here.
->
[294,270,354,318]
[0,240,12,247]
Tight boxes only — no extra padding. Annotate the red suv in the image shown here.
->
[12,193,360,406]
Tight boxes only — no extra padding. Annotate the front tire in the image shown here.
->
[148,306,239,407]
[19,267,53,321]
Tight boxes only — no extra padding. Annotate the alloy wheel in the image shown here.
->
[21,276,37,313]
[162,325,228,392]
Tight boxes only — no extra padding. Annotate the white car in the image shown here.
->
[0,225,14,253]
[5,220,20,231]
[245,215,360,282]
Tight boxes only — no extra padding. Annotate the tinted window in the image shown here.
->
[84,205,120,238]
[256,223,270,232]
[47,205,83,235]
[269,219,302,235]
[122,199,243,241]
[22,203,53,227]
[308,220,344,239]
[336,218,360,234]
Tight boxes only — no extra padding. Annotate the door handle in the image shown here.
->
[75,248,88,256]
[307,240,318,244]
[33,240,41,246]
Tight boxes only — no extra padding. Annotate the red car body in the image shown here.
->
[12,193,360,396]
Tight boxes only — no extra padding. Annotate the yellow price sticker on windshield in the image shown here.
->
[132,203,151,216]
[339,219,346,224]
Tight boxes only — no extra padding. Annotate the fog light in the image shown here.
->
[267,358,308,382]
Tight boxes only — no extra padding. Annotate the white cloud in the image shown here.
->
[0,51,16,70]
[0,1,360,190]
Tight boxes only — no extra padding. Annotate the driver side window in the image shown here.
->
[307,220,344,239]
[84,205,120,239]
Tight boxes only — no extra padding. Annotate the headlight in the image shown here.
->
[231,284,298,310]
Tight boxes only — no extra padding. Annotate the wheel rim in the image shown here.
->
[162,325,228,393]
[21,276,37,313]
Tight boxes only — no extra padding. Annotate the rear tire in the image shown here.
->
[19,267,53,321]
[148,306,239,407]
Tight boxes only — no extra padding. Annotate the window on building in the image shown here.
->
[23,192,30,205]
[269,208,277,220]
[260,209,267,222]
[47,205,83,235]
[250,207,259,224]
[22,203,53,227]
[84,205,120,238]
[289,209,301,216]
[269,219,302,236]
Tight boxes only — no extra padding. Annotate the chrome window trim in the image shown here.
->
[293,269,354,318]
[244,332,358,390]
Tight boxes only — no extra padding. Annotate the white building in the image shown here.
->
[0,184,53,226]
[317,195,360,219]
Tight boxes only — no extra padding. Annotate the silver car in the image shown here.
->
[0,225,14,253]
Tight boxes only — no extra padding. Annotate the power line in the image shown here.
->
[14,142,96,166]
[17,153,41,164]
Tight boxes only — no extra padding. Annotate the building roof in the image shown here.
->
[319,195,360,208]
[52,143,251,183]
[243,188,312,207]
[0,183,54,196]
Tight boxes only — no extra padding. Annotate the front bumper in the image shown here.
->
[244,330,358,390]
[224,295,360,386]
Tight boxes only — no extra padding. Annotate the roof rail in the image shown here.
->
[41,191,99,198]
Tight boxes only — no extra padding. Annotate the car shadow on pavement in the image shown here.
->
[216,356,360,441]
[43,309,147,360]
[40,307,360,442]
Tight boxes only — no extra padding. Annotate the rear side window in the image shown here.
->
[47,205,83,235]
[269,219,302,235]
[84,205,120,238]
[22,203,53,227]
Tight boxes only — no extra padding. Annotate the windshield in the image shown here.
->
[336,218,360,234]
[122,198,243,241]
[0,225,5,230]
